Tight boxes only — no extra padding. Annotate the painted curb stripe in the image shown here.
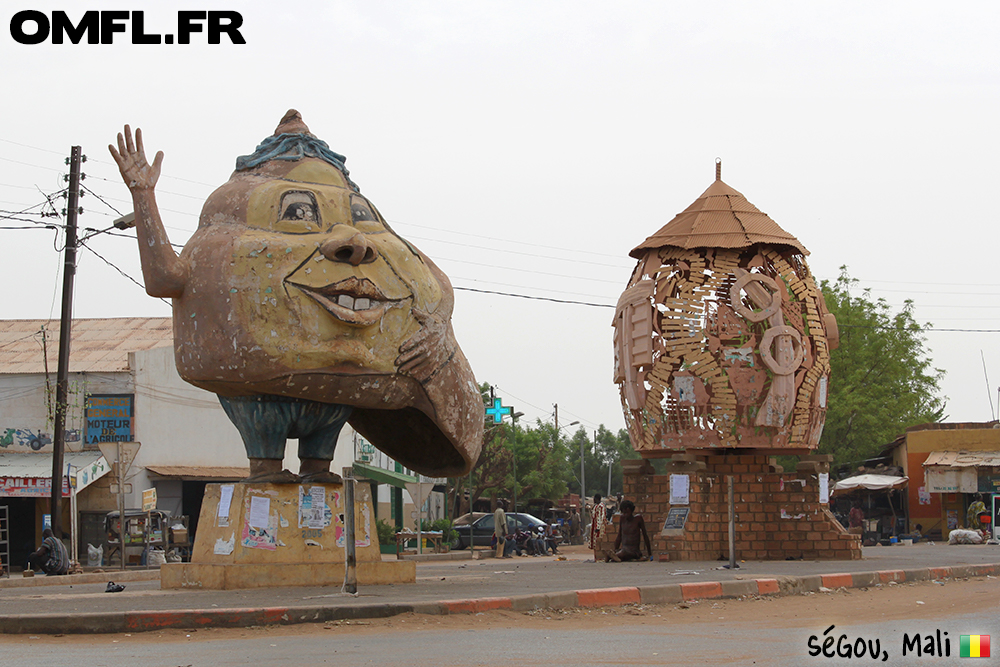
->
[680,581,723,600]
[821,573,853,589]
[755,579,780,595]
[576,587,641,607]
[440,597,512,614]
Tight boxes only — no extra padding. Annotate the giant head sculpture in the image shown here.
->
[613,162,838,455]
[111,110,483,482]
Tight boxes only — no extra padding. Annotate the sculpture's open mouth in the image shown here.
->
[288,276,406,326]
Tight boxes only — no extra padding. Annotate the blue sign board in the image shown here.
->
[85,394,134,445]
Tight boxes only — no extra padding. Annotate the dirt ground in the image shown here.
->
[4,574,995,645]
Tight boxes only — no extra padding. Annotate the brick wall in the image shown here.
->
[602,454,861,561]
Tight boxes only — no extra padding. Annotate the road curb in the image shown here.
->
[3,562,999,634]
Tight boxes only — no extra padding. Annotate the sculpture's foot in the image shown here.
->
[243,458,300,484]
[242,469,300,484]
[298,458,341,484]
[299,470,343,484]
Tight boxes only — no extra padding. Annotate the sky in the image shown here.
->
[1,1,998,441]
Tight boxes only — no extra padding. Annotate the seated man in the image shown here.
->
[27,528,69,576]
[543,524,560,555]
[605,500,651,562]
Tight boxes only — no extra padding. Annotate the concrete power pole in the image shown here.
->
[50,146,83,540]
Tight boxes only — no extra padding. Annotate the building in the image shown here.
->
[0,318,442,567]
[886,421,1000,540]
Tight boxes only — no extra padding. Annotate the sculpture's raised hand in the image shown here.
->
[109,125,163,191]
[396,308,456,382]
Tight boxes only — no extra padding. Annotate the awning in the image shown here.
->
[831,474,908,496]
[0,451,110,497]
[352,461,417,489]
[145,465,250,481]
[923,451,1000,468]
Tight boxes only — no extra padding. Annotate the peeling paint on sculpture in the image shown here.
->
[613,161,838,454]
[110,110,483,482]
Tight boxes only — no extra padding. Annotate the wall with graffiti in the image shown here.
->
[0,371,132,453]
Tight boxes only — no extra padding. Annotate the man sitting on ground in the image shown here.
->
[605,500,651,562]
[27,528,69,576]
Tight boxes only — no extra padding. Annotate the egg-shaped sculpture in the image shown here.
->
[111,110,483,481]
[613,162,838,454]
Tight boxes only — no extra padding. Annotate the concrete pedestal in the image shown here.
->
[161,482,414,590]
[602,454,861,561]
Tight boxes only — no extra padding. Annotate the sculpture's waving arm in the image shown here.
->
[108,126,187,298]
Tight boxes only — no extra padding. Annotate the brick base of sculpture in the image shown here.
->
[600,455,861,561]
[161,483,414,590]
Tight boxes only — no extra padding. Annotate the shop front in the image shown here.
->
[0,451,111,569]
[923,450,1000,539]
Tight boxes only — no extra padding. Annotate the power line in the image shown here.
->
[78,240,169,305]
[406,233,630,268]
[454,286,613,308]
[80,183,122,217]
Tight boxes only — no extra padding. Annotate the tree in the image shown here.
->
[565,425,638,499]
[819,267,946,467]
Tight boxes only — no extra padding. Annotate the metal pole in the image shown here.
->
[608,458,612,497]
[416,479,423,555]
[117,441,125,571]
[728,475,736,570]
[50,145,82,541]
[512,420,517,516]
[581,434,587,518]
[468,468,474,559]
[69,467,78,564]
[343,469,357,594]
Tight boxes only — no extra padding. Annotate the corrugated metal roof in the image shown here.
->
[145,465,250,480]
[924,451,1000,468]
[630,176,808,258]
[0,318,172,374]
[0,451,105,478]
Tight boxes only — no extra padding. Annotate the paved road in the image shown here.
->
[6,596,995,667]
[3,542,998,617]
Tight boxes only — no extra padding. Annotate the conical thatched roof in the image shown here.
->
[629,167,808,259]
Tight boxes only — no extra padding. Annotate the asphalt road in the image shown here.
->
[4,542,999,617]
[6,588,995,667]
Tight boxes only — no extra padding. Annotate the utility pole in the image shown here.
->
[50,146,83,540]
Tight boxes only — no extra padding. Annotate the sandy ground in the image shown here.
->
[4,572,995,646]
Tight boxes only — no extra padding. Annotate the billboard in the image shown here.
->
[85,394,134,446]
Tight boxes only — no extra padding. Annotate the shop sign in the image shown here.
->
[926,468,977,494]
[0,476,71,497]
[85,394,134,446]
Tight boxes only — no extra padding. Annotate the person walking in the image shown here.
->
[494,505,508,558]
[586,493,607,562]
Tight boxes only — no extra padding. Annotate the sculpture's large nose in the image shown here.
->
[320,228,377,266]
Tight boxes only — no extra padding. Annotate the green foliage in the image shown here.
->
[450,382,640,514]
[375,518,396,546]
[819,267,946,466]
[421,518,457,543]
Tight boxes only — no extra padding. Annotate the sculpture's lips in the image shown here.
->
[288,276,405,326]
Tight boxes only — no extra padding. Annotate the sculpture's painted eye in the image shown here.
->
[351,196,376,223]
[279,191,319,223]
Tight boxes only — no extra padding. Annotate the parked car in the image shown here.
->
[449,512,549,549]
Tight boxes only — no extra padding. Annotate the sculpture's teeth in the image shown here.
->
[337,294,355,309]
[355,298,370,310]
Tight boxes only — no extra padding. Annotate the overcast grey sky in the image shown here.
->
[2,1,998,438]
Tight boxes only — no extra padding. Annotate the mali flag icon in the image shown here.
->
[960,635,990,658]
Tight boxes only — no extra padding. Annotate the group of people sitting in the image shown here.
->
[493,525,560,558]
